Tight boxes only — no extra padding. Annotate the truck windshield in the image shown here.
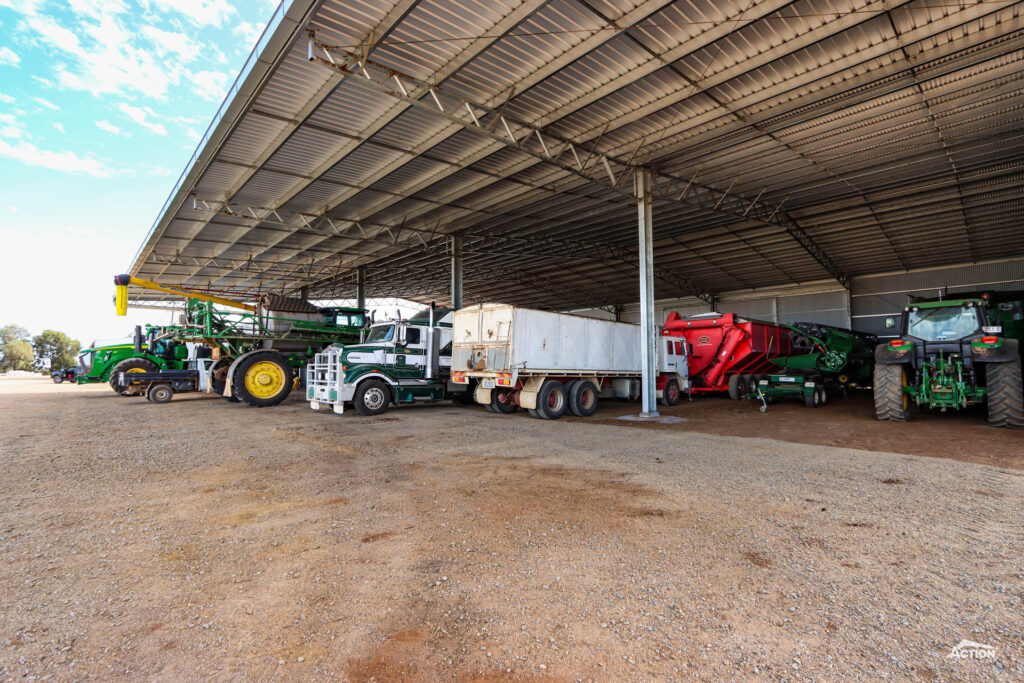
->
[366,325,395,343]
[907,306,981,341]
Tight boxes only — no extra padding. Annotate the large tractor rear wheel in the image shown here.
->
[986,359,1024,429]
[231,352,294,407]
[109,358,159,395]
[873,363,909,422]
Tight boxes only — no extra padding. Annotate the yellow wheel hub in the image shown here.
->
[244,361,286,398]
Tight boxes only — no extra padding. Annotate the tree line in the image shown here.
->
[0,324,81,373]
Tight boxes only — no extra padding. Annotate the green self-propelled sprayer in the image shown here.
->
[873,293,1023,428]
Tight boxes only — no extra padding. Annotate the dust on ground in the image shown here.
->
[1,375,1021,681]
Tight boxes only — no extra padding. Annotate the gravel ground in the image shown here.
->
[1,375,1021,681]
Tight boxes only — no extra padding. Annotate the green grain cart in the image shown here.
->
[873,294,1023,428]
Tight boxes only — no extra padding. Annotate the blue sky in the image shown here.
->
[0,0,280,346]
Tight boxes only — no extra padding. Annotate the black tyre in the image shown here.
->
[109,358,159,395]
[353,379,391,416]
[528,408,540,418]
[490,388,518,414]
[536,380,567,420]
[727,374,748,400]
[452,380,478,406]
[147,384,173,404]
[659,378,680,407]
[231,352,294,407]
[986,359,1024,429]
[874,362,909,422]
[211,358,241,402]
[53,376,63,384]
[817,385,827,406]
[569,380,599,416]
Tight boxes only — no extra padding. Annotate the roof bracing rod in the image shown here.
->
[307,37,850,289]
[190,197,715,302]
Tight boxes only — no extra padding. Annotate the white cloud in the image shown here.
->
[233,21,262,49]
[189,69,229,100]
[0,46,20,66]
[143,0,236,28]
[52,121,64,133]
[118,103,167,135]
[95,119,128,136]
[22,12,179,100]
[140,25,200,60]
[33,96,59,110]
[0,137,112,177]
[0,93,15,104]
[0,112,27,139]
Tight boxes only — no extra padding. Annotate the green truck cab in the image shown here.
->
[306,307,470,415]
[873,294,1022,427]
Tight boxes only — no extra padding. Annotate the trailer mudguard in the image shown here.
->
[973,338,1019,363]
[874,344,913,364]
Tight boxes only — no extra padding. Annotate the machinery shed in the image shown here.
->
[126,0,1024,409]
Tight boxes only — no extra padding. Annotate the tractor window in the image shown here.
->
[907,306,981,341]
[366,324,395,343]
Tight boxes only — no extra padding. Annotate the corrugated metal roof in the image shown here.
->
[130,0,1024,310]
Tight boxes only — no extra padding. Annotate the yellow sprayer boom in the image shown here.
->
[113,274,255,315]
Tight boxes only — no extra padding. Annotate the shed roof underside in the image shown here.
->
[130,0,1024,310]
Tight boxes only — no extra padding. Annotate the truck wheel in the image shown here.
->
[528,408,540,418]
[727,374,748,400]
[874,363,909,422]
[490,388,518,414]
[569,380,599,416]
[659,379,680,407]
[53,376,63,384]
[537,380,567,419]
[109,358,159,395]
[231,352,294,407]
[986,359,1024,429]
[354,379,391,416]
[147,384,173,404]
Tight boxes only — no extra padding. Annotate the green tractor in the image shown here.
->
[77,325,190,395]
[873,294,1023,428]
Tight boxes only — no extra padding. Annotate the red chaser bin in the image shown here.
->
[663,312,794,398]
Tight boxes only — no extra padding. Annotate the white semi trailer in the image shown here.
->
[451,303,689,419]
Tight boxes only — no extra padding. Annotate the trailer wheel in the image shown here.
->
[659,379,680,407]
[537,380,567,419]
[803,386,823,408]
[354,379,391,416]
[569,380,599,416]
[490,388,518,414]
[986,358,1024,429]
[528,408,540,418]
[109,358,159,395]
[231,352,294,407]
[873,363,909,422]
[727,374,748,400]
[147,384,173,404]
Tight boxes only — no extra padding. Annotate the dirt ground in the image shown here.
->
[1,375,1021,681]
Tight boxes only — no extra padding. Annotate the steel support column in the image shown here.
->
[636,167,658,418]
[451,233,463,309]
[356,266,366,311]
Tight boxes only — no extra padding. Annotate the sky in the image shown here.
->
[0,0,282,346]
